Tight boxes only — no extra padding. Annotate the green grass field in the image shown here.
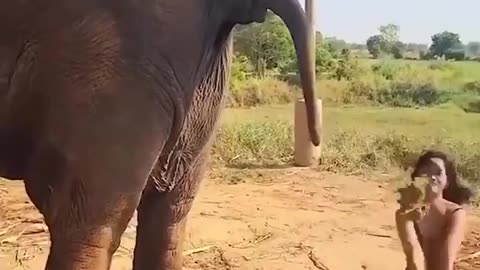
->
[221,103,480,142]
[213,104,480,185]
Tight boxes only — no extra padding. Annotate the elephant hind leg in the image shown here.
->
[133,155,208,270]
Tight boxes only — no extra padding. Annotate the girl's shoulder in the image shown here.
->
[444,199,465,215]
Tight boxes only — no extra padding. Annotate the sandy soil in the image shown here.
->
[1,168,479,270]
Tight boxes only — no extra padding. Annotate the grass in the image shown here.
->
[231,59,480,109]
[212,104,480,192]
[220,104,480,142]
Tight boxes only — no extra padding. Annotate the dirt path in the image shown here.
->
[1,168,479,269]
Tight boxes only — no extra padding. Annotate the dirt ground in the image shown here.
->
[1,168,479,270]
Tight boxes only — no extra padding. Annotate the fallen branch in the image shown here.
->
[366,233,392,238]
[308,250,330,270]
[456,250,480,262]
[182,245,215,256]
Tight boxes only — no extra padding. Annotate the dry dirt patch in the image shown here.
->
[1,168,479,270]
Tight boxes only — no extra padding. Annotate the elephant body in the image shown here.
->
[0,0,320,269]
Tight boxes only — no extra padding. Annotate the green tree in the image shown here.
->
[315,42,336,74]
[334,49,358,80]
[379,24,400,51]
[366,35,386,58]
[429,31,463,58]
[234,12,294,77]
[391,41,406,59]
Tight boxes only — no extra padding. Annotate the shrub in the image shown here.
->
[228,77,297,108]
[463,81,480,95]
[454,96,480,113]
[378,81,446,107]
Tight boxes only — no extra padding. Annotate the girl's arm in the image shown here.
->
[395,209,425,270]
[444,208,466,270]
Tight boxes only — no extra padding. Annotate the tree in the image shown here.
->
[379,24,400,48]
[429,31,463,58]
[234,12,294,76]
[445,46,466,61]
[315,42,336,74]
[391,41,406,59]
[366,35,386,58]
[466,42,480,58]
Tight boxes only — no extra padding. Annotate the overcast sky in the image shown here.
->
[298,0,479,45]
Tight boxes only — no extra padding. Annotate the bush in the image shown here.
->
[228,77,297,108]
[372,61,408,80]
[463,81,480,95]
[378,81,446,107]
[454,96,480,113]
[343,76,379,104]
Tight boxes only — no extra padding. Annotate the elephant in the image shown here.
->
[0,0,320,269]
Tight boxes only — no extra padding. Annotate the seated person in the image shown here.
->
[395,150,474,270]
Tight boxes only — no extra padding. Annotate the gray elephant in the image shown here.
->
[0,0,320,269]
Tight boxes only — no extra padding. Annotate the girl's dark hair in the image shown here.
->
[411,150,474,205]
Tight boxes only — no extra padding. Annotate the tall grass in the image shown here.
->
[211,106,480,186]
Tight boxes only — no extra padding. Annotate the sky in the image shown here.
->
[298,0,479,45]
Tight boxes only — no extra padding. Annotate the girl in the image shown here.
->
[395,150,474,270]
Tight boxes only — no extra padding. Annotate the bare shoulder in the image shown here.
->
[444,200,467,231]
[444,200,466,215]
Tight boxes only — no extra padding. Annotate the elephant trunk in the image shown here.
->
[267,0,320,146]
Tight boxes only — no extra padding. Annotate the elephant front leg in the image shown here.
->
[133,159,206,270]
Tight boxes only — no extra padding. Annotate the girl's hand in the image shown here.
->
[397,207,426,222]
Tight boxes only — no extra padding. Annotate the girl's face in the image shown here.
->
[414,158,448,196]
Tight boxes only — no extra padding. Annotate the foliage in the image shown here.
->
[429,31,463,58]
[445,47,466,61]
[332,49,361,80]
[366,35,386,58]
[379,24,401,52]
[315,42,337,74]
[234,12,294,77]
[391,41,406,59]
[463,81,480,94]
[230,53,251,89]
[228,76,297,108]
[366,24,403,58]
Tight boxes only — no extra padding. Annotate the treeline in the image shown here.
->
[231,12,480,79]
[366,24,480,61]
[227,12,480,112]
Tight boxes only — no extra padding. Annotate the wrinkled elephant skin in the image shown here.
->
[0,0,320,269]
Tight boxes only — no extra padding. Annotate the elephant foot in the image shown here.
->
[45,227,116,270]
[133,187,192,270]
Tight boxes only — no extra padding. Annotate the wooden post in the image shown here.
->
[294,0,322,167]
[294,99,322,166]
